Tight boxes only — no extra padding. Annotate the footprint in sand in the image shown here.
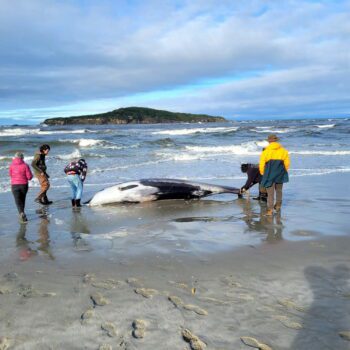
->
[17,284,40,298]
[134,288,158,299]
[126,278,143,288]
[277,299,306,312]
[81,308,94,324]
[41,292,56,297]
[183,304,208,316]
[168,295,184,307]
[82,273,95,284]
[182,328,206,350]
[274,315,303,330]
[240,336,272,350]
[132,319,147,339]
[168,295,208,316]
[92,281,116,290]
[90,292,110,306]
[99,344,112,350]
[101,322,117,337]
[0,337,10,350]
[0,286,12,295]
[339,331,350,341]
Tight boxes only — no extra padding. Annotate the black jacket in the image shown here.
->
[242,164,262,190]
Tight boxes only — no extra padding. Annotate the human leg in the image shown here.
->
[67,175,78,207]
[12,185,28,222]
[35,173,50,203]
[12,185,23,213]
[75,177,83,200]
[75,177,83,207]
[266,184,276,215]
[266,184,276,210]
[275,183,283,210]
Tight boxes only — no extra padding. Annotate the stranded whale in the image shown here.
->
[87,178,240,206]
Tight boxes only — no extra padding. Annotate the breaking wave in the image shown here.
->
[315,124,335,129]
[290,150,350,155]
[56,149,82,160]
[0,128,90,137]
[152,126,239,136]
[251,127,295,134]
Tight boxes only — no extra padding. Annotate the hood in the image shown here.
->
[267,142,281,150]
[11,158,25,165]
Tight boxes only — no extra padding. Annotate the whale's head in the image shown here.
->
[88,181,158,206]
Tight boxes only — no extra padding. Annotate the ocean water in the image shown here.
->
[0,118,349,194]
[0,118,349,259]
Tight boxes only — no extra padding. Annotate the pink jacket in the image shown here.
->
[9,158,33,185]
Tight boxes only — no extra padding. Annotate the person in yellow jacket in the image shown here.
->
[259,134,290,216]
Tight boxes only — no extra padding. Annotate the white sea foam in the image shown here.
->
[252,128,294,133]
[56,149,82,160]
[0,128,89,137]
[38,129,88,135]
[0,128,41,136]
[315,124,335,129]
[152,126,239,136]
[290,150,350,155]
[185,142,261,156]
[291,167,350,176]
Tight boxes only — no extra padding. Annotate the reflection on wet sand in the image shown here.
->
[16,209,54,260]
[70,211,91,251]
[16,224,38,261]
[237,198,284,243]
[37,212,54,260]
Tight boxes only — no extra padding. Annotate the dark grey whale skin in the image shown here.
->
[138,179,240,200]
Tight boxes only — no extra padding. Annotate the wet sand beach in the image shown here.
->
[0,173,350,349]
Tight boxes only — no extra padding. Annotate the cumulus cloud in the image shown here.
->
[0,0,349,120]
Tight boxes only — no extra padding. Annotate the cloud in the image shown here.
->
[0,0,349,120]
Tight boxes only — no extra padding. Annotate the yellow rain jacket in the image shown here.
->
[259,142,290,188]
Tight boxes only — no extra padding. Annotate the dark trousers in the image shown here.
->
[12,184,28,214]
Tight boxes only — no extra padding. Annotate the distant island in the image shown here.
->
[43,107,226,125]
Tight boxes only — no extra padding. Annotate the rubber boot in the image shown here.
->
[19,212,28,223]
[43,195,53,205]
[71,199,76,208]
[75,199,81,207]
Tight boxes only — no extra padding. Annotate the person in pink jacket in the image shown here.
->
[9,152,33,223]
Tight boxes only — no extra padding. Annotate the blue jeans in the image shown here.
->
[67,175,83,200]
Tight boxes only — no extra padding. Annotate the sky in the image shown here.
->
[0,0,349,123]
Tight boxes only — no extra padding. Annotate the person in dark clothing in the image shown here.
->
[31,144,52,205]
[240,163,267,202]
[64,158,88,208]
[9,152,33,223]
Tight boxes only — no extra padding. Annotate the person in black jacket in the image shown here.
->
[64,158,88,208]
[31,144,52,205]
[240,163,267,201]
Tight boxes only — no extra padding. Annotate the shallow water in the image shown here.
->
[0,118,349,194]
[0,119,349,261]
